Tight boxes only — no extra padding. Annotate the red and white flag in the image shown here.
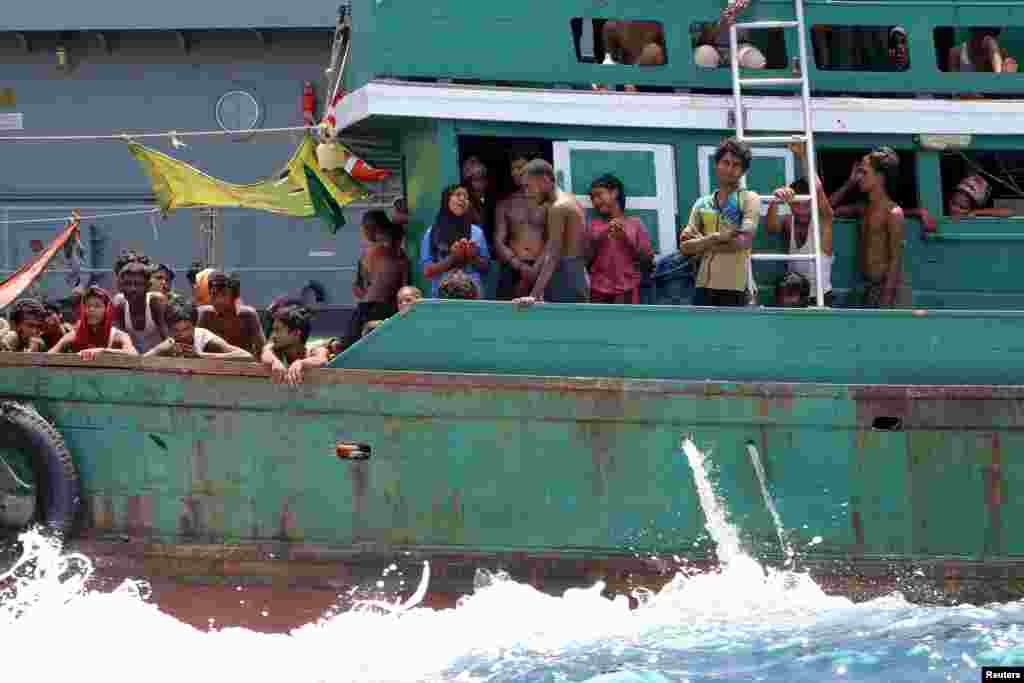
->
[0,212,80,311]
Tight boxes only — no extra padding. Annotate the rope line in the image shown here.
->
[0,208,160,225]
[0,124,323,143]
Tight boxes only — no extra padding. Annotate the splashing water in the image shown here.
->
[3,441,1024,682]
[746,440,794,566]
[680,437,745,567]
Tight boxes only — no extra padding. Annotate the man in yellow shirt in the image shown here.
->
[679,137,761,306]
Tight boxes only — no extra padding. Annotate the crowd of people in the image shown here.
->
[591,10,1019,82]
[0,128,1005,380]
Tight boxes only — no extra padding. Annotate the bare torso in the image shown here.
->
[550,190,587,259]
[860,200,899,282]
[364,246,407,303]
[496,193,547,261]
[198,305,265,356]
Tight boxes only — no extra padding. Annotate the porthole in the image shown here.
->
[215,90,262,139]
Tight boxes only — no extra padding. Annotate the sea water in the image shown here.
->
[3,441,1024,683]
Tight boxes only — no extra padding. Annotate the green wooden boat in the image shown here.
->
[6,0,1024,604]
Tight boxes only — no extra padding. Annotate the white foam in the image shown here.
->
[2,440,1021,682]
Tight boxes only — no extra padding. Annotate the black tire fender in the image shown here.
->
[0,402,79,535]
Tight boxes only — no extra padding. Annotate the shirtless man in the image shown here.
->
[519,159,589,304]
[197,271,267,357]
[829,147,908,308]
[261,305,330,386]
[494,154,548,300]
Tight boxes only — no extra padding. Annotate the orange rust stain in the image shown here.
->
[126,495,154,536]
[92,496,115,530]
[990,432,1003,507]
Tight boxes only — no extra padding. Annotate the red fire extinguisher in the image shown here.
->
[302,82,316,126]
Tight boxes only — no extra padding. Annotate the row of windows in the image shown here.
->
[782,149,1023,218]
[571,18,1022,75]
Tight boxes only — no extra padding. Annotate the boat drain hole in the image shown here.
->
[872,416,903,432]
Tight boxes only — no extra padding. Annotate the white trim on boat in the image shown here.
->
[334,80,1024,137]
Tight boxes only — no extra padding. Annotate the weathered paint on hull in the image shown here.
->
[2,353,1023,602]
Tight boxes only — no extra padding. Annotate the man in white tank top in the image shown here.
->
[765,144,835,306]
[144,302,254,360]
[112,261,168,353]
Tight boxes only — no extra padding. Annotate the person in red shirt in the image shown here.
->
[586,174,655,304]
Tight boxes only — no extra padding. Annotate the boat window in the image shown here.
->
[689,21,788,70]
[570,18,667,66]
[934,27,1021,73]
[810,25,910,72]
[818,148,920,210]
[940,151,1024,217]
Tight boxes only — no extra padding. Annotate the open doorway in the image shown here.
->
[457,136,554,247]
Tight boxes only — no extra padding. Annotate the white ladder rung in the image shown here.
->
[735,20,800,30]
[730,0,827,307]
[751,254,817,262]
[739,135,807,145]
[738,77,804,88]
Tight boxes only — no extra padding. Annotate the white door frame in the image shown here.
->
[553,141,678,256]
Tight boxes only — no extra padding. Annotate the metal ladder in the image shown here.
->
[729,0,826,307]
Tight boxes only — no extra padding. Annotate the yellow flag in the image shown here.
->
[128,135,368,222]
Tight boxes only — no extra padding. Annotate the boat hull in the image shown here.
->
[2,351,1023,603]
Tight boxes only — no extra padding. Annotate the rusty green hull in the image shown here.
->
[2,304,1024,602]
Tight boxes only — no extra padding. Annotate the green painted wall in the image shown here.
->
[400,119,459,294]
[348,0,1024,95]
[336,300,1024,386]
[0,355,1020,564]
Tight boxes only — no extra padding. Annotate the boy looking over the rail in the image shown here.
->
[41,302,73,351]
[0,299,47,352]
[397,286,423,315]
[262,305,330,386]
[149,263,181,304]
[197,271,266,358]
[145,302,254,361]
